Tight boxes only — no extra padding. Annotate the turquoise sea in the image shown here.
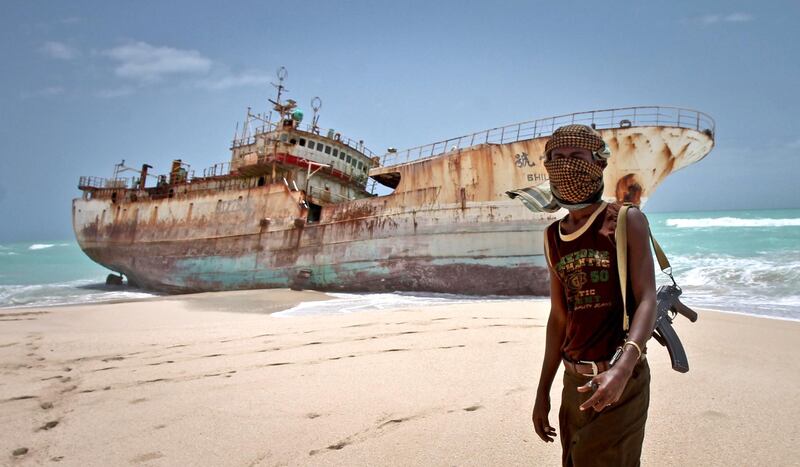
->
[1,208,798,320]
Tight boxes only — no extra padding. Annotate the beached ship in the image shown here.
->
[73,70,715,295]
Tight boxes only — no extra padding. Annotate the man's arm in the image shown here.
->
[532,266,567,442]
[578,207,657,411]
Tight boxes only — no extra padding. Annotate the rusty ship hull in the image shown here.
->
[73,107,715,295]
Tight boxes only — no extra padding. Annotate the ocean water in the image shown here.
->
[1,208,798,320]
[0,242,158,308]
[646,209,800,321]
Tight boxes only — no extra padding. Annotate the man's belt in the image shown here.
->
[563,359,611,377]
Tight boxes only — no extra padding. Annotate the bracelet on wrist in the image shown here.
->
[623,340,643,360]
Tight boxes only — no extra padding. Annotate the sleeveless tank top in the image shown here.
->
[545,202,634,362]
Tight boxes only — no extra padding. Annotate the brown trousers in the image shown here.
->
[559,359,650,467]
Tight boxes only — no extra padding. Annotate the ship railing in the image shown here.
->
[379,106,716,167]
[201,162,231,178]
[78,176,132,190]
[231,122,375,157]
[308,185,356,203]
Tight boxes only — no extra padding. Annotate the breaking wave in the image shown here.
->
[0,279,158,309]
[275,292,540,317]
[657,252,800,320]
[28,243,55,250]
[666,217,800,228]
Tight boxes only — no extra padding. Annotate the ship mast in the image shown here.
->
[269,66,297,120]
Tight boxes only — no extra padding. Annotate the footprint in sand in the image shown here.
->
[37,420,59,431]
[6,395,36,402]
[102,356,125,362]
[131,452,164,463]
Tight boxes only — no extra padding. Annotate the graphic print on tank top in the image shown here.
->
[554,248,613,311]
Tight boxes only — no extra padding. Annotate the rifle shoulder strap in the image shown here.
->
[615,204,672,332]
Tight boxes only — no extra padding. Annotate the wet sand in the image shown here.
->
[1,290,798,466]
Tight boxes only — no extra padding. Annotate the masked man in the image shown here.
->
[531,125,657,466]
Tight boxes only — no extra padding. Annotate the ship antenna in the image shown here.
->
[311,96,322,134]
[271,67,288,106]
[268,66,297,120]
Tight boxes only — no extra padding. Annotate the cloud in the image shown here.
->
[723,13,753,23]
[688,12,754,25]
[95,41,272,96]
[197,71,271,90]
[21,86,65,99]
[103,42,212,82]
[40,41,79,60]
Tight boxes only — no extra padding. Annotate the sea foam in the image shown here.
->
[28,244,55,250]
[275,292,540,317]
[666,217,800,228]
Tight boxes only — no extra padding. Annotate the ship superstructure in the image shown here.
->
[73,69,715,295]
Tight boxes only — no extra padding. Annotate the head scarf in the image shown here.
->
[544,124,611,161]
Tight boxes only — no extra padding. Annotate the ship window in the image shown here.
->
[299,138,306,146]
[280,133,288,142]
[306,202,322,223]
[357,161,363,170]
[306,139,314,148]
[346,155,352,163]
[333,148,338,157]
[316,142,324,151]
[351,157,357,167]
[324,145,331,154]
[339,152,346,161]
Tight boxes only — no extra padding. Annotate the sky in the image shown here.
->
[1,0,799,242]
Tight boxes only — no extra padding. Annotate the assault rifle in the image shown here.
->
[652,284,698,373]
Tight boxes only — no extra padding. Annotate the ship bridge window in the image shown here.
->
[339,152,346,161]
[357,161,363,170]
[316,142,324,151]
[306,139,314,148]
[280,134,288,142]
[324,145,332,155]
[289,138,297,145]
[333,148,338,157]
[299,138,306,146]
[351,158,357,167]
[346,155,352,163]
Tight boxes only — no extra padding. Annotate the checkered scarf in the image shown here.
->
[543,158,605,204]
[544,124,609,160]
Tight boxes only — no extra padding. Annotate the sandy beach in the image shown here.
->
[1,290,798,466]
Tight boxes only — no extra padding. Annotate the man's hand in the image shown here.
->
[577,366,631,412]
[532,393,557,442]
